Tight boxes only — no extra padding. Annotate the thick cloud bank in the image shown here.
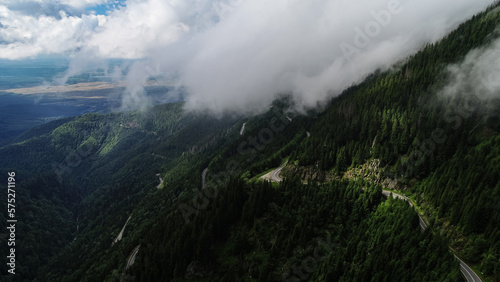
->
[441,35,500,101]
[439,33,500,120]
[0,0,496,113]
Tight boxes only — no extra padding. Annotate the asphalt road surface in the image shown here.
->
[260,164,285,182]
[202,168,208,189]
[382,190,481,282]
[256,167,482,282]
[240,123,246,135]
[455,255,483,282]
[126,245,140,270]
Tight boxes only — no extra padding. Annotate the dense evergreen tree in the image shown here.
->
[0,2,499,281]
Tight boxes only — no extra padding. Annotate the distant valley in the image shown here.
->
[0,59,182,146]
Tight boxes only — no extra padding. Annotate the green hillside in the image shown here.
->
[0,2,500,282]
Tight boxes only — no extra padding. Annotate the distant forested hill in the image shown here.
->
[0,102,244,281]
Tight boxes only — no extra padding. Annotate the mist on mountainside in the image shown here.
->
[0,0,496,114]
[440,33,500,103]
[1,2,500,281]
[123,0,497,114]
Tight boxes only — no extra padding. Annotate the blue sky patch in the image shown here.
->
[86,0,127,16]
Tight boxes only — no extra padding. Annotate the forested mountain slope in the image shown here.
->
[0,2,499,282]
[0,103,245,280]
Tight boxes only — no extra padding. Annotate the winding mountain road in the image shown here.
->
[113,216,131,245]
[156,173,163,189]
[256,164,482,281]
[202,168,208,190]
[382,190,481,282]
[259,163,285,182]
[126,245,140,270]
[455,255,482,282]
[381,190,427,230]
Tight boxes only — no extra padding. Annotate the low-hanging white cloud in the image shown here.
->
[174,0,496,113]
[85,0,189,59]
[440,33,500,111]
[0,0,497,113]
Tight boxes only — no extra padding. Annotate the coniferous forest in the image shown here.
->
[1,2,500,282]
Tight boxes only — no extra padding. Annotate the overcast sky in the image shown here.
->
[0,0,497,113]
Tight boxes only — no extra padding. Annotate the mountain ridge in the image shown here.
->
[1,2,500,281]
